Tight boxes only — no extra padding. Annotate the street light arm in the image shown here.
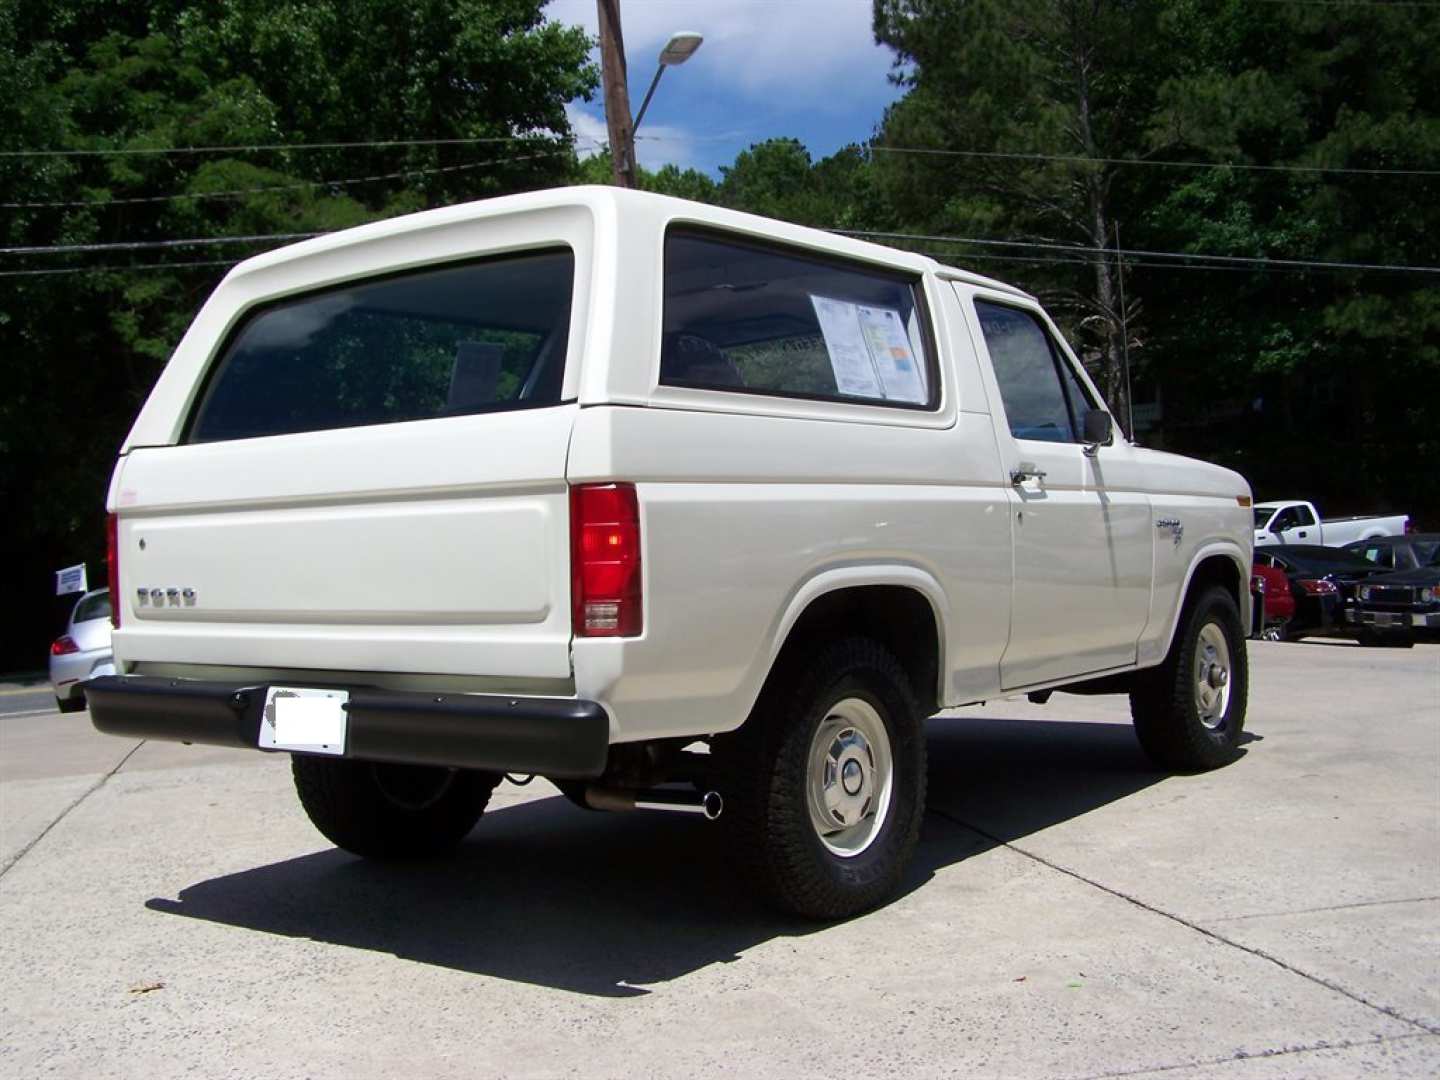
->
[633,65,666,133]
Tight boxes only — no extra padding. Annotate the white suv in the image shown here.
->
[88,187,1253,918]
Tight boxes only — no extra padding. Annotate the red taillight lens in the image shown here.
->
[107,512,120,628]
[1298,578,1337,596]
[51,635,80,656]
[570,483,642,637]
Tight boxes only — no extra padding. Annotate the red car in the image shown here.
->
[1250,562,1295,639]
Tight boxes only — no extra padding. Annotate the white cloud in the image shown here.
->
[564,102,701,172]
[545,1,898,115]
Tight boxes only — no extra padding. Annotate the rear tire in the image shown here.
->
[1131,586,1248,772]
[56,695,85,714]
[719,637,926,920]
[291,756,499,859]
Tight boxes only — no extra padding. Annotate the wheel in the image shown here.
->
[719,637,927,920]
[56,694,86,714]
[291,756,500,859]
[1130,585,1248,772]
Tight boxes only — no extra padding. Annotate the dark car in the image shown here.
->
[1252,545,1388,641]
[1344,533,1440,573]
[1346,564,1440,645]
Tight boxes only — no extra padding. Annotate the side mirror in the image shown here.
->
[1082,409,1113,450]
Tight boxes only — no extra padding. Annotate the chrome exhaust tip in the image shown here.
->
[584,786,723,820]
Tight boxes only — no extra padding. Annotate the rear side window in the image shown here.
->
[661,230,936,408]
[975,300,1093,443]
[187,250,574,443]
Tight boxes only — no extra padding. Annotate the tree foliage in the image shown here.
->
[0,0,595,666]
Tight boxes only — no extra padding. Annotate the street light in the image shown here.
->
[633,31,704,132]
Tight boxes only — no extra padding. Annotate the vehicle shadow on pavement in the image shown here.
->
[145,715,1192,997]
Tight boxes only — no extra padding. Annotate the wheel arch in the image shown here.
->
[757,568,949,718]
[1159,545,1250,659]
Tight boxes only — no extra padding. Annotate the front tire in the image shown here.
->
[720,638,927,920]
[291,756,499,859]
[1131,585,1248,772]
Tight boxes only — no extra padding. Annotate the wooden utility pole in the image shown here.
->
[596,0,637,188]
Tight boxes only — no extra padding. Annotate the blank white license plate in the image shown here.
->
[259,687,349,756]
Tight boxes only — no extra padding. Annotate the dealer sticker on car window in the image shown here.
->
[259,686,349,756]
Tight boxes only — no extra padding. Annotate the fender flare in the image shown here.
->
[744,563,952,717]
[1154,541,1251,661]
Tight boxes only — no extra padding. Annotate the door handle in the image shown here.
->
[1010,462,1047,486]
[1298,530,1308,538]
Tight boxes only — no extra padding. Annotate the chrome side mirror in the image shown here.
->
[1082,409,1113,455]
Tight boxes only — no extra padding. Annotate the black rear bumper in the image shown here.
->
[84,675,610,779]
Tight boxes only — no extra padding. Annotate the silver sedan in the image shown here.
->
[49,589,115,712]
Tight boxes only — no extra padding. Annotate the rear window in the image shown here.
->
[187,249,574,443]
[73,590,111,624]
[661,230,936,409]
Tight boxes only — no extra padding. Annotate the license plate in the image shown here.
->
[259,686,349,755]
[1373,612,1402,626]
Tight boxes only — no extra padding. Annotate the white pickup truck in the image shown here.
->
[1252,500,1409,548]
[87,187,1254,918]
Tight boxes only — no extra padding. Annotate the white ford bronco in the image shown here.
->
[88,187,1253,918]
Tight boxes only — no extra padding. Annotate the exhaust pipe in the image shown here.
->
[584,786,723,821]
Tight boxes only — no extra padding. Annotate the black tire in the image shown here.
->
[719,637,927,920]
[1356,628,1415,649]
[56,695,86,714]
[291,756,499,860]
[1131,585,1248,772]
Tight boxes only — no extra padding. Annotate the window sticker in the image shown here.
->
[810,295,884,398]
[809,295,927,404]
[858,305,926,404]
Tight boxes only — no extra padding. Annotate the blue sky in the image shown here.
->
[543,1,906,176]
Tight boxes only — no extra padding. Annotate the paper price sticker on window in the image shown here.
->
[857,305,926,404]
[810,295,927,404]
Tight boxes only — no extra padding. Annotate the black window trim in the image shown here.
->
[972,294,1097,445]
[181,245,579,445]
[659,224,943,413]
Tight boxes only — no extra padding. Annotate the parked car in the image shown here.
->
[84,186,1255,919]
[1253,500,1409,549]
[1249,563,1295,640]
[49,588,115,712]
[1345,564,1440,646]
[1251,545,1387,640]
[1344,533,1440,573]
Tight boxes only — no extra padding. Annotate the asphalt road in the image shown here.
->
[1,642,1437,1079]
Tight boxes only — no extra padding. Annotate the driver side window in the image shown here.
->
[975,300,1093,443]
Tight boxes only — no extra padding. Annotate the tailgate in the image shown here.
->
[112,406,577,679]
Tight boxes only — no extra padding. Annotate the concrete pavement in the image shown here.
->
[1,641,1436,1078]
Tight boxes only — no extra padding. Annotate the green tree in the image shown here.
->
[0,0,597,668]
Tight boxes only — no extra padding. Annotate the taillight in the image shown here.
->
[1298,578,1337,596]
[570,483,642,637]
[51,635,80,656]
[107,512,120,628]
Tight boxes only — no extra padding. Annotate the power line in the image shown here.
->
[0,258,237,279]
[1,149,574,210]
[867,144,1440,177]
[0,135,588,160]
[0,232,318,256]
[837,228,1440,274]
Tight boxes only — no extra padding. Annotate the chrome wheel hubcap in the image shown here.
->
[806,698,893,857]
[1195,623,1232,731]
